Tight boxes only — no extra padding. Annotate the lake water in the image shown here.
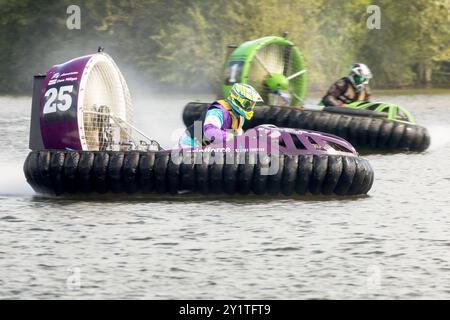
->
[1,91,450,299]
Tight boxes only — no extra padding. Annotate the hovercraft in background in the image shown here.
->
[182,35,430,153]
[24,51,374,196]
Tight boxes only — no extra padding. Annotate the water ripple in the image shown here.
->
[1,94,450,299]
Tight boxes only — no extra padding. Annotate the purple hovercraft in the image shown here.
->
[24,52,374,196]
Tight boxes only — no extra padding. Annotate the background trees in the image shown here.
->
[0,0,448,95]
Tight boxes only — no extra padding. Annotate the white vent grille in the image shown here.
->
[78,53,133,151]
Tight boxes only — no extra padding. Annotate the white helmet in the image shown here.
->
[349,63,372,86]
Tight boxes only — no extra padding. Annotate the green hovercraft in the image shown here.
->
[182,35,430,153]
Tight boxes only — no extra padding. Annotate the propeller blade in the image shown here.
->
[286,69,307,81]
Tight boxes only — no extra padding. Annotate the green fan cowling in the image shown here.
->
[223,36,307,106]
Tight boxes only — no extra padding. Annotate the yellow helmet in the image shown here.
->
[227,83,263,120]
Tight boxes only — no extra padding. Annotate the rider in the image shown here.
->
[320,63,372,107]
[179,83,263,147]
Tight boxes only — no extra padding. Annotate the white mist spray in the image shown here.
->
[0,162,34,196]
[427,126,450,151]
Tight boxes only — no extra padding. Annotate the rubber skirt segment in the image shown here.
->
[179,152,196,192]
[296,154,313,195]
[37,150,52,193]
[139,152,155,193]
[182,102,430,152]
[281,155,298,196]
[24,150,374,196]
[209,152,224,194]
[251,154,269,195]
[63,151,80,193]
[78,151,94,193]
[322,155,343,195]
[195,151,210,195]
[93,152,109,194]
[154,152,170,193]
[237,152,255,195]
[123,152,140,194]
[108,151,125,193]
[50,151,66,195]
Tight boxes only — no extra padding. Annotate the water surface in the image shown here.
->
[1,91,450,299]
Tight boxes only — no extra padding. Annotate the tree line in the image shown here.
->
[0,0,448,95]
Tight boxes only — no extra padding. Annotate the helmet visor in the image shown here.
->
[241,99,256,111]
[354,75,366,84]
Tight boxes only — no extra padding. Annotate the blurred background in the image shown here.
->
[1,0,450,300]
[1,0,449,96]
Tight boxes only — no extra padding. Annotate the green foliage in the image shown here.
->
[361,0,450,87]
[0,0,448,95]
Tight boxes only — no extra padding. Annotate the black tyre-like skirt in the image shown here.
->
[24,150,374,196]
[182,103,430,152]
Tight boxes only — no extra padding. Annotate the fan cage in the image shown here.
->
[79,54,133,151]
[224,36,307,106]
